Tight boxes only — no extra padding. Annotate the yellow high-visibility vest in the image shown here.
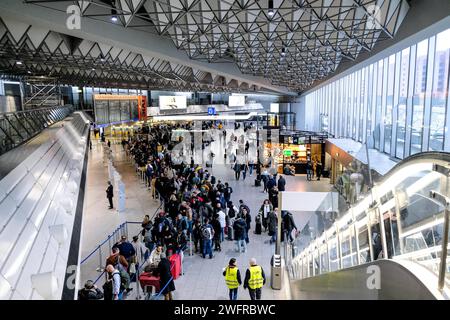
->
[248,265,264,289]
[225,267,239,289]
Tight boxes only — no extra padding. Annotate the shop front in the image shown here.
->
[262,131,327,175]
[325,140,382,204]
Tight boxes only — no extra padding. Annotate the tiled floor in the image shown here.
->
[80,131,336,300]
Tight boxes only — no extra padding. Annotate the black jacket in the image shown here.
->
[78,287,104,300]
[156,258,175,294]
[106,185,113,198]
[283,212,297,232]
[277,177,286,191]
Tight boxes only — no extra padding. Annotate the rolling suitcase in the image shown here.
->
[227,225,234,240]
[255,178,261,187]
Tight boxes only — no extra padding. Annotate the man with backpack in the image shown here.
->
[201,218,215,259]
[224,182,233,203]
[104,264,130,300]
[233,215,247,253]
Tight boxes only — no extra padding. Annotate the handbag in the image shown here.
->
[129,262,136,274]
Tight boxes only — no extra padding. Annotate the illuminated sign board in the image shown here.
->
[228,95,245,107]
[159,96,187,110]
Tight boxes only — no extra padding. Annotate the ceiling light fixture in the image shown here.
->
[111,8,118,22]
[268,0,274,17]
[281,48,286,56]
[16,61,23,65]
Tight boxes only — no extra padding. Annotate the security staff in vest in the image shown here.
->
[243,257,266,300]
[223,258,242,300]
[106,181,114,209]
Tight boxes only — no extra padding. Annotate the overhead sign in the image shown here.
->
[159,96,187,110]
[270,103,279,113]
[283,149,293,157]
[208,107,215,115]
[228,95,245,107]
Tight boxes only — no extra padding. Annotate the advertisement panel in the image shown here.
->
[228,95,246,107]
[159,96,187,110]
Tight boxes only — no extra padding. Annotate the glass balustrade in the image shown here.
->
[286,152,450,290]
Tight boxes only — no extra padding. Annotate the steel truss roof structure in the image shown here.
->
[0,17,260,92]
[7,0,409,93]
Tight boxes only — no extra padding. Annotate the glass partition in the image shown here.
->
[287,153,450,291]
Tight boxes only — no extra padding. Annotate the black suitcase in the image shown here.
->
[255,223,262,235]
[255,179,261,187]
[227,226,234,240]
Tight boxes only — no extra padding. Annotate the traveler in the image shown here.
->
[223,258,242,300]
[114,236,136,265]
[316,161,323,180]
[277,175,286,192]
[243,258,266,300]
[104,265,125,300]
[78,280,104,300]
[142,245,163,272]
[223,182,233,203]
[233,215,247,253]
[282,211,297,242]
[131,235,148,266]
[105,247,128,272]
[106,181,114,209]
[211,214,222,252]
[306,161,313,181]
[267,175,276,190]
[156,252,175,300]
[241,207,251,243]
[268,209,278,244]
[217,205,226,242]
[201,218,214,259]
[269,186,279,208]
[258,199,273,232]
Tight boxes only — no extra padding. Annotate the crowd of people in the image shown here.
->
[82,121,300,300]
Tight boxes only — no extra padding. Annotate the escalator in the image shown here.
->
[284,152,450,299]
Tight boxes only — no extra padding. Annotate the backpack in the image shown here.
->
[112,270,128,291]
[202,226,212,239]
[228,206,236,218]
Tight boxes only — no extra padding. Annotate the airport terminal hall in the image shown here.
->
[0,0,450,303]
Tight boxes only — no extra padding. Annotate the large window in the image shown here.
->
[384,54,396,154]
[429,29,450,151]
[396,48,410,159]
[411,39,428,155]
[304,28,450,160]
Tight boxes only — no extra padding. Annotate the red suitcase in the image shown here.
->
[169,254,181,280]
[138,272,160,293]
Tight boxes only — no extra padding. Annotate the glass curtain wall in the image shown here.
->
[306,28,450,159]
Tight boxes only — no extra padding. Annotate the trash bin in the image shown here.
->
[271,254,283,290]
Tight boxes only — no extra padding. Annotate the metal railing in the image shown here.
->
[0,105,74,156]
[285,152,450,293]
